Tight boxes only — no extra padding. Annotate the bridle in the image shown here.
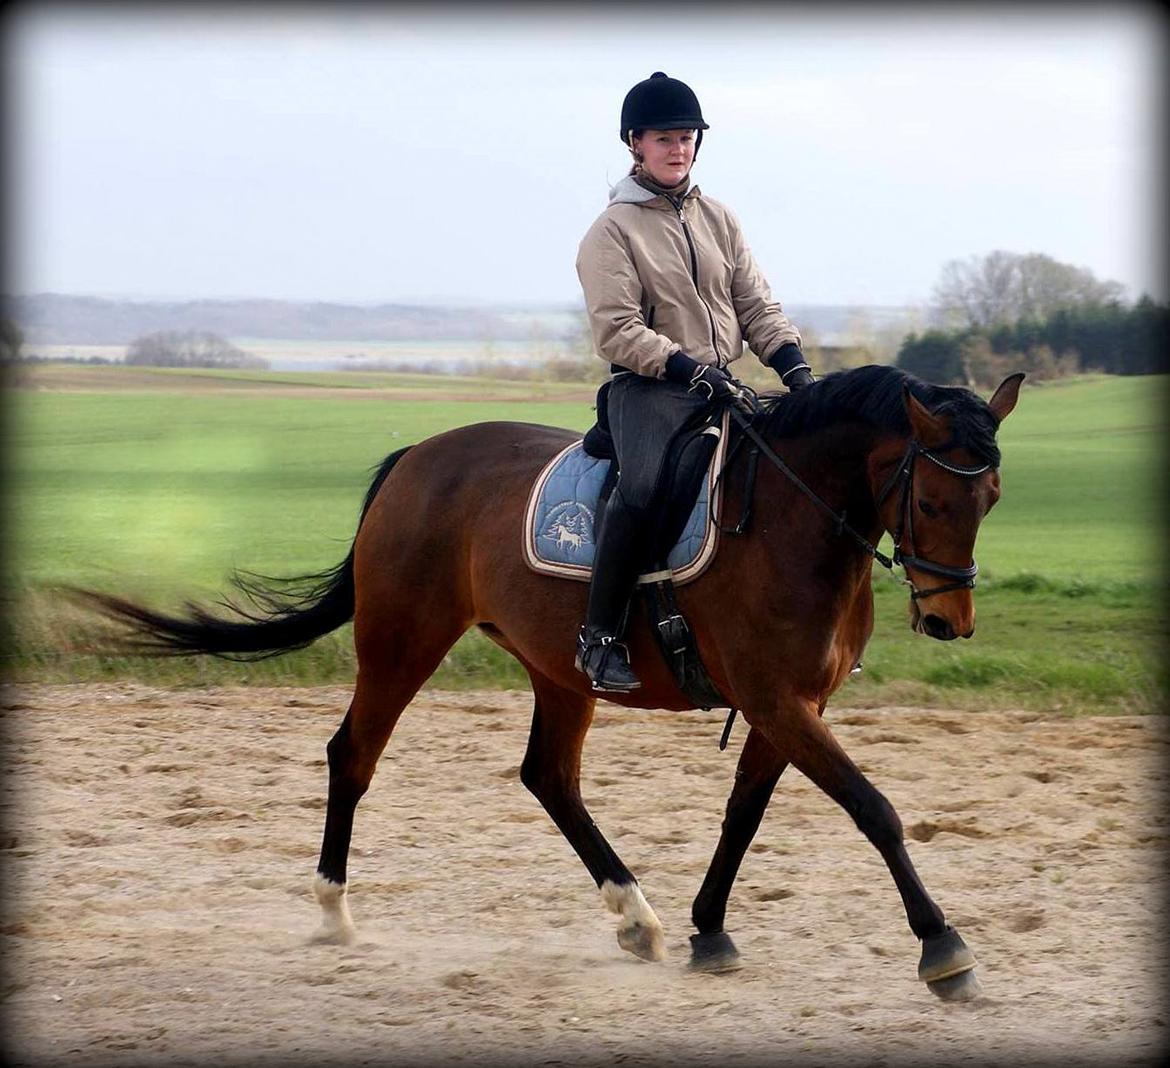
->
[722,398,994,602]
[873,438,990,601]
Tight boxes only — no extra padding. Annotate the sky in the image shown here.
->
[6,2,1166,309]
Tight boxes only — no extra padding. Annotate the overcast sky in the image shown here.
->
[7,3,1165,308]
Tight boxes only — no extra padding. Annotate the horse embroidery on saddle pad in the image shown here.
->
[522,413,729,586]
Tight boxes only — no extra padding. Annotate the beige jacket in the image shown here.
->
[576,175,801,378]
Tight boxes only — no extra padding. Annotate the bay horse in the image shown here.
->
[75,364,1024,1002]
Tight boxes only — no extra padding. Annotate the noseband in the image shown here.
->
[724,404,993,602]
[873,439,990,601]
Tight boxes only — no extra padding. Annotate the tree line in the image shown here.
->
[0,321,268,370]
[4,250,1165,386]
[896,251,1167,388]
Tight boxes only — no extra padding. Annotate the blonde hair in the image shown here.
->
[627,130,644,174]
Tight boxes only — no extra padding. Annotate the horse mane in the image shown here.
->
[757,364,1003,467]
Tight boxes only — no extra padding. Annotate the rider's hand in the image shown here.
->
[782,367,816,391]
[769,343,815,391]
[664,350,737,401]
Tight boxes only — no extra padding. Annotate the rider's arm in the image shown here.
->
[723,206,803,368]
[576,215,676,378]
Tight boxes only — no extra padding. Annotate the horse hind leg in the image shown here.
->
[311,673,406,945]
[520,670,666,963]
[689,726,789,972]
[312,614,467,945]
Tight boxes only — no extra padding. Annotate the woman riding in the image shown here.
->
[574,71,816,693]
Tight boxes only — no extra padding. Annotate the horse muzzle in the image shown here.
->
[909,598,975,641]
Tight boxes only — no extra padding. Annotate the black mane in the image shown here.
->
[757,364,1002,467]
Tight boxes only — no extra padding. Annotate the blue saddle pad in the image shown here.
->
[523,429,724,586]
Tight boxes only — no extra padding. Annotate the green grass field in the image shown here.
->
[3,364,1166,713]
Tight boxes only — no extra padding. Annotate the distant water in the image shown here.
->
[21,304,923,372]
[236,337,584,373]
[24,337,585,374]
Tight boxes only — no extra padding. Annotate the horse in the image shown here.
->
[73,364,1024,1002]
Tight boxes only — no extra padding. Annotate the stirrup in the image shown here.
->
[575,628,642,693]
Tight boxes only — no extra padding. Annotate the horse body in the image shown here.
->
[77,366,1023,1001]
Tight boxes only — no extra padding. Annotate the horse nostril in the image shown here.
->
[923,614,957,641]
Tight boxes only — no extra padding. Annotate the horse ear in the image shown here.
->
[902,384,949,446]
[988,373,1025,423]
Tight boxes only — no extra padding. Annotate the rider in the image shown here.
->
[574,71,816,693]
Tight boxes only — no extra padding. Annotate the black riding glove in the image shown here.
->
[783,367,815,391]
[768,343,815,391]
[664,350,736,401]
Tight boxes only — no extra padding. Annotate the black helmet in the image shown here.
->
[619,71,709,145]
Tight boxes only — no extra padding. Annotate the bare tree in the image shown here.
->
[0,315,24,362]
[124,330,268,369]
[930,251,1125,329]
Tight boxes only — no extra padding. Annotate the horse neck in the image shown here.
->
[761,420,893,546]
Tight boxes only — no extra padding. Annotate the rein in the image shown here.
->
[720,396,992,602]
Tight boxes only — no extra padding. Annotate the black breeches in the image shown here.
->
[607,373,711,516]
[583,374,712,635]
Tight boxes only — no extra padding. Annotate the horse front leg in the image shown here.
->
[689,726,788,972]
[760,699,982,1001]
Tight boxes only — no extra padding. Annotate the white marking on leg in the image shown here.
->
[600,879,666,962]
[312,873,356,945]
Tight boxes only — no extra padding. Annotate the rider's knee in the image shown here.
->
[611,481,657,518]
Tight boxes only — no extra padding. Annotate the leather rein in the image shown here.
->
[721,398,992,602]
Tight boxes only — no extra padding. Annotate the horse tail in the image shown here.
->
[69,446,413,662]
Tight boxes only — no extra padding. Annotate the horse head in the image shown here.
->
[871,373,1024,641]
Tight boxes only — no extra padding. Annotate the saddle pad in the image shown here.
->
[522,411,729,587]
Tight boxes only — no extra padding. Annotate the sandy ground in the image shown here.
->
[1,683,1166,1068]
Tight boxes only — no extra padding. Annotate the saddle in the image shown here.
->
[523,380,734,710]
[523,414,726,585]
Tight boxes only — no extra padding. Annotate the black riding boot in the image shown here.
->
[575,493,645,692]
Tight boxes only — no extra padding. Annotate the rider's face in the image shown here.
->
[634,129,696,187]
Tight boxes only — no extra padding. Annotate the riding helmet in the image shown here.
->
[619,71,709,145]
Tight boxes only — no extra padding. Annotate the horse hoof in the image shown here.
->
[688,931,742,973]
[927,968,983,1002]
[602,881,666,962]
[918,925,976,984]
[617,921,667,962]
[309,922,356,946]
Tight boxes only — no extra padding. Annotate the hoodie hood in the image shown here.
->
[607,173,700,206]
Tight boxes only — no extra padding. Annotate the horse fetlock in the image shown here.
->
[600,880,666,962]
[312,873,357,945]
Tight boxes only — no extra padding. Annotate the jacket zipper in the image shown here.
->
[670,195,724,367]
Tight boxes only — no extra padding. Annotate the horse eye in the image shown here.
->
[918,500,939,518]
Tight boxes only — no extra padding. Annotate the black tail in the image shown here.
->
[69,446,413,662]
